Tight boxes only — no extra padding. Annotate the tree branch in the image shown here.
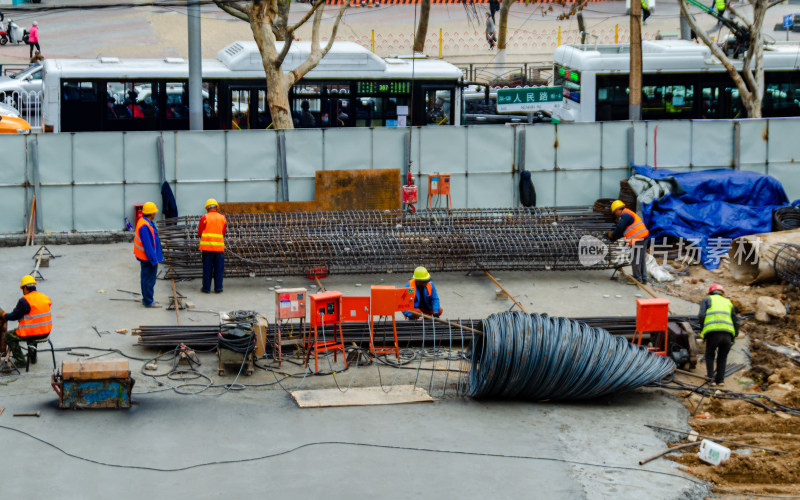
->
[289,0,349,83]
[288,0,325,34]
[767,0,787,9]
[213,0,250,22]
[678,0,754,104]
[274,36,294,68]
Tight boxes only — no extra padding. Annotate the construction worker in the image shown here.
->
[707,0,727,33]
[608,200,650,283]
[641,0,651,25]
[403,267,443,319]
[1,275,52,365]
[134,201,163,308]
[699,284,739,386]
[197,198,226,294]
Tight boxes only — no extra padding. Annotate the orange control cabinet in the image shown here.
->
[306,291,346,372]
[368,285,415,359]
[427,173,452,209]
[633,298,670,356]
[342,296,371,323]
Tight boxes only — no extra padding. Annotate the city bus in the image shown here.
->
[42,41,462,132]
[551,40,800,122]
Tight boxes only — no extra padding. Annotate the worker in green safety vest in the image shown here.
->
[698,283,739,386]
[707,0,728,34]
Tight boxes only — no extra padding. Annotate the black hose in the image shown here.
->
[773,206,800,231]
[468,312,675,400]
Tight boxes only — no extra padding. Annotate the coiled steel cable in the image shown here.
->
[468,312,675,400]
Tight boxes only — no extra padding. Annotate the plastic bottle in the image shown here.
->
[125,216,134,232]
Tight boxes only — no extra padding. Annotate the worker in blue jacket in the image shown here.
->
[133,202,164,308]
[403,267,443,319]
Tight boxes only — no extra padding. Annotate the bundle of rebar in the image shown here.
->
[773,243,800,287]
[158,207,623,279]
[131,315,700,350]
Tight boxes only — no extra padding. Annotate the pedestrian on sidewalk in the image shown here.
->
[198,198,226,294]
[133,202,164,308]
[28,21,40,59]
[485,12,497,50]
[699,284,739,385]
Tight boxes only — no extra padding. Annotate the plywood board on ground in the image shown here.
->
[62,358,130,380]
[291,385,434,408]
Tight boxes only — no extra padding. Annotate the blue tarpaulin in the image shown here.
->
[633,166,790,269]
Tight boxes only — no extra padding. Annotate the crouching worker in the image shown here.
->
[403,266,443,319]
[2,275,52,365]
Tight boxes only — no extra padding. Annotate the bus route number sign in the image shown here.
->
[497,86,564,113]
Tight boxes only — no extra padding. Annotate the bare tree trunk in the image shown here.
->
[267,73,295,129]
[274,0,291,41]
[497,0,514,50]
[413,0,431,53]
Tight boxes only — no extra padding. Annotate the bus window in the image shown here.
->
[642,84,694,120]
[61,81,99,132]
[165,82,189,122]
[596,83,628,121]
[764,83,800,117]
[293,98,320,128]
[424,89,451,126]
[722,87,743,119]
[203,81,219,129]
[105,81,158,130]
[231,89,251,130]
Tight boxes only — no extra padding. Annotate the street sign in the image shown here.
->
[784,14,793,29]
[497,86,564,113]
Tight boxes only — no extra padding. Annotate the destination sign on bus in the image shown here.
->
[497,86,564,113]
[356,81,411,94]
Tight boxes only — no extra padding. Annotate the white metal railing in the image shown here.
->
[2,90,44,130]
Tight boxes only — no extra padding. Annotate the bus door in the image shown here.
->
[229,87,254,130]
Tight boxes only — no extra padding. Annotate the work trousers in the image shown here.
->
[631,239,648,283]
[704,331,733,383]
[4,329,47,362]
[29,41,40,58]
[139,260,158,306]
[201,251,225,293]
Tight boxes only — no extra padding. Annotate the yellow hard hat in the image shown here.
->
[610,200,625,213]
[142,201,158,215]
[205,198,218,210]
[413,266,430,281]
[20,275,36,288]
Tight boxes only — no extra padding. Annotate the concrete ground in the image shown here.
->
[0,242,711,499]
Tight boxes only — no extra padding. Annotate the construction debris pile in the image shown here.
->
[159,207,622,279]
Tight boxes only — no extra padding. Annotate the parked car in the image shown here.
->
[0,63,42,108]
[0,101,20,117]
[0,114,31,134]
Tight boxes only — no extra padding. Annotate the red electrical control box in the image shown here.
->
[428,173,451,195]
[275,288,307,320]
[342,296,370,322]
[309,291,342,327]
[370,285,415,316]
[635,298,670,333]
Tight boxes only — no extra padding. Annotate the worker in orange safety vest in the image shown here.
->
[403,266,443,319]
[608,200,650,283]
[198,198,227,294]
[134,201,164,307]
[1,275,52,365]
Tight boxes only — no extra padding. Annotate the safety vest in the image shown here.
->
[199,211,226,252]
[715,0,725,11]
[407,279,434,311]
[622,208,649,246]
[641,0,648,9]
[700,294,736,338]
[17,291,52,338]
[134,217,155,261]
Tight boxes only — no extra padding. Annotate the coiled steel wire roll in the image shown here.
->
[468,312,675,400]
[773,206,800,231]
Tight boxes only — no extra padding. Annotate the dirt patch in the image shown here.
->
[657,262,800,497]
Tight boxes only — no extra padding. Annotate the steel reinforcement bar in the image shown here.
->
[158,208,623,279]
